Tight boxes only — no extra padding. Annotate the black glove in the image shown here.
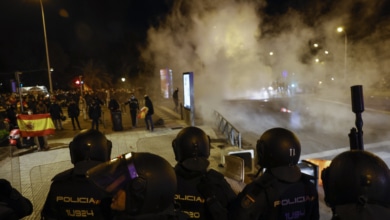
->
[0,179,13,197]
[197,179,228,220]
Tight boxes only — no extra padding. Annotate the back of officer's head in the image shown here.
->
[69,129,112,164]
[172,126,210,171]
[256,127,302,181]
[321,150,390,208]
[86,152,177,216]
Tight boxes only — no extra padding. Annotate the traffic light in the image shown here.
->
[75,79,83,85]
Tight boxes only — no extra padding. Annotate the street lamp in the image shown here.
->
[79,75,84,96]
[337,27,347,82]
[39,0,53,94]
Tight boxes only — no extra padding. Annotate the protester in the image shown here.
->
[79,95,88,120]
[124,93,139,128]
[108,97,120,112]
[48,99,64,130]
[67,99,82,130]
[41,129,113,219]
[229,127,319,220]
[34,98,50,149]
[172,88,179,112]
[5,101,17,130]
[27,108,46,151]
[321,150,390,219]
[87,152,178,220]
[88,99,102,131]
[144,95,154,132]
[172,126,236,219]
[36,98,48,114]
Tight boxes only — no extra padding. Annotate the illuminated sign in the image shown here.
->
[160,68,173,99]
[183,72,193,109]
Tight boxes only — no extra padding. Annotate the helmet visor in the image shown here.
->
[87,153,138,195]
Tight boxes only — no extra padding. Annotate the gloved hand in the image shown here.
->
[197,179,228,220]
[197,180,214,199]
[0,179,13,197]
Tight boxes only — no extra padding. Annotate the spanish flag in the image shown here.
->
[17,114,55,137]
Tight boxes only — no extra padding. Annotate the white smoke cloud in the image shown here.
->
[140,0,390,131]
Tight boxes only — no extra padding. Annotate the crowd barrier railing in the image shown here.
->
[214,110,242,149]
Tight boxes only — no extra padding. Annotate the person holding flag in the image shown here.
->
[17,109,55,151]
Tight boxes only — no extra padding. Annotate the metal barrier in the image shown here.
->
[214,111,242,148]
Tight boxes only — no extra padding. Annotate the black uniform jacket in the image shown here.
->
[41,161,112,220]
[174,164,236,220]
[228,170,319,220]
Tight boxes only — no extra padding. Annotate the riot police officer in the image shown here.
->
[229,127,319,220]
[86,152,178,220]
[321,150,390,219]
[172,126,236,219]
[0,178,33,220]
[41,129,113,219]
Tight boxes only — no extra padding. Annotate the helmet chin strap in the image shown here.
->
[254,166,264,178]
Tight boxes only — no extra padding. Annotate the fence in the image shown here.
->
[214,110,242,148]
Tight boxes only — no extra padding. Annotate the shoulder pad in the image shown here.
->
[206,169,224,180]
[300,173,316,184]
[255,172,277,188]
[52,168,74,182]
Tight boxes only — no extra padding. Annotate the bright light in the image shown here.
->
[121,77,126,82]
[75,80,80,85]
[269,51,273,56]
[337,27,344,33]
[313,43,318,47]
[281,107,292,113]
[324,50,329,54]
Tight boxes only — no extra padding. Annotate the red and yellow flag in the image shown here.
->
[17,114,55,137]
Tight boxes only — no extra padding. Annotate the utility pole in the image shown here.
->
[15,71,24,113]
[40,0,53,93]
[79,75,84,96]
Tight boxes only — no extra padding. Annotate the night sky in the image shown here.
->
[0,0,172,90]
[1,0,389,92]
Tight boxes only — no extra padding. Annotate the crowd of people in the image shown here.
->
[0,88,156,134]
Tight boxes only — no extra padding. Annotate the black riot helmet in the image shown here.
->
[86,152,177,215]
[172,126,211,171]
[321,150,390,208]
[256,127,302,181]
[69,129,112,164]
